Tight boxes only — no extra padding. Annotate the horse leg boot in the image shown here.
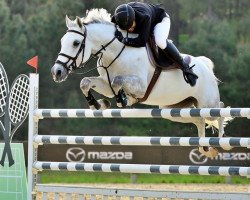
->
[116,89,127,107]
[163,40,198,86]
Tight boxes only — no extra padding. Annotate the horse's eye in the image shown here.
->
[73,40,80,47]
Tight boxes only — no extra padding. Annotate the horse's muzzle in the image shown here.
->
[51,64,68,83]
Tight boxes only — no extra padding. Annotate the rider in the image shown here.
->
[111,2,198,87]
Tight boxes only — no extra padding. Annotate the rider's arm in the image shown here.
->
[124,14,151,48]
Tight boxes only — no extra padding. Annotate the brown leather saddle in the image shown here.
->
[146,37,176,69]
[138,37,191,102]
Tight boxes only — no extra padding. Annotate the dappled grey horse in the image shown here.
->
[51,9,231,157]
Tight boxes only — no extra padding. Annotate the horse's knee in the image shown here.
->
[80,78,91,95]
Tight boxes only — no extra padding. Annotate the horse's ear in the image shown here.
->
[66,15,73,28]
[76,16,83,29]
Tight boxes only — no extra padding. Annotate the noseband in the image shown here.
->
[55,29,87,72]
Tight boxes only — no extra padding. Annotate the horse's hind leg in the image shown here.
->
[218,117,225,138]
[195,118,219,158]
[217,102,233,150]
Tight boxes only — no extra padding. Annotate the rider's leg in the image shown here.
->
[163,41,198,87]
[154,15,170,49]
[154,15,198,87]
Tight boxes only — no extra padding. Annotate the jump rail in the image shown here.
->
[34,162,250,177]
[34,135,250,149]
[34,108,250,118]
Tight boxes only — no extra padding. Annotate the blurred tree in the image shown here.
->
[0,0,249,139]
[0,0,29,80]
[7,0,27,15]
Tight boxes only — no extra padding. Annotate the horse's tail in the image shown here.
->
[205,102,234,133]
[198,56,222,83]
[205,116,233,130]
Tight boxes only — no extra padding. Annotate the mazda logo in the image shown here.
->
[189,149,208,164]
[66,147,86,162]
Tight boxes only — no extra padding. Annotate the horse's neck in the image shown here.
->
[87,23,150,77]
[87,24,123,58]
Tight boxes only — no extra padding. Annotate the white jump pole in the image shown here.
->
[33,135,250,149]
[34,108,250,119]
[27,73,39,200]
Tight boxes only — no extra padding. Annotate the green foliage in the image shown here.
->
[224,44,250,106]
[0,0,249,140]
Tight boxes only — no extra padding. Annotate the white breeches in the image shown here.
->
[153,16,171,49]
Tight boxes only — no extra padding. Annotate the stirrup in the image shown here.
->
[183,64,198,79]
[184,70,198,79]
[182,72,198,86]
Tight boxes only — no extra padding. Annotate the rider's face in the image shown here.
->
[128,21,136,32]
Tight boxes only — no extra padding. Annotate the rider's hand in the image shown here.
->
[115,29,124,42]
[122,37,129,45]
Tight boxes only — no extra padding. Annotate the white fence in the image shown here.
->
[27,74,250,200]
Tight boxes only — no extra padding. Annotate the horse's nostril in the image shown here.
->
[56,70,62,77]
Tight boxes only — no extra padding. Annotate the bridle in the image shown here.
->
[55,24,120,74]
[55,29,87,72]
[55,24,127,98]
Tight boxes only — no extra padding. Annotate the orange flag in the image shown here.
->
[27,56,38,73]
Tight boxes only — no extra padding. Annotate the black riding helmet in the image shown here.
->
[114,4,135,30]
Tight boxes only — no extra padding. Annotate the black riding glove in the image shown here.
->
[122,37,129,45]
[115,29,124,43]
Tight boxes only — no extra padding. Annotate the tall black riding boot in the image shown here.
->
[163,41,198,86]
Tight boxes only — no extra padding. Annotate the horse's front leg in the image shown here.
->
[80,76,114,110]
[111,75,146,107]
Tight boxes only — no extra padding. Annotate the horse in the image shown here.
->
[51,9,230,158]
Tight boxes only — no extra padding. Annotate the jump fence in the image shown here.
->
[27,74,250,200]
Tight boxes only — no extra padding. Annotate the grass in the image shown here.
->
[40,171,250,184]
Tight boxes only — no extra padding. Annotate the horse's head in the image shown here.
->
[51,16,92,83]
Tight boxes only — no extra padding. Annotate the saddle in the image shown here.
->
[138,37,191,103]
[146,37,176,69]
[146,36,192,69]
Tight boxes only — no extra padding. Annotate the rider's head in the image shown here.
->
[114,4,135,30]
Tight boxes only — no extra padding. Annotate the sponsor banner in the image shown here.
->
[23,143,250,166]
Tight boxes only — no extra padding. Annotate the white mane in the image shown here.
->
[82,8,112,24]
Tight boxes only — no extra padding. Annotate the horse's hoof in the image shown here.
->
[98,99,111,110]
[222,146,233,151]
[117,102,123,108]
[198,146,219,158]
[221,134,233,151]
[89,105,99,110]
[117,100,127,108]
